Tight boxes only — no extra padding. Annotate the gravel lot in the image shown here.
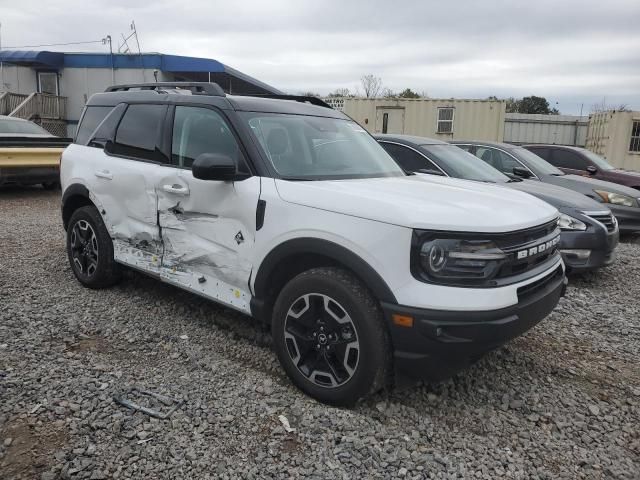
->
[0,187,639,480]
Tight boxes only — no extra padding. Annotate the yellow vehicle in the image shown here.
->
[0,116,70,189]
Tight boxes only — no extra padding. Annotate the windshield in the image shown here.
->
[240,113,405,180]
[421,144,510,183]
[579,149,615,170]
[0,118,51,135]
[511,147,565,176]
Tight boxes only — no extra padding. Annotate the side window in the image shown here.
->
[75,106,113,145]
[527,147,550,161]
[551,149,590,170]
[88,103,127,148]
[171,106,246,170]
[381,142,439,173]
[456,144,473,153]
[112,104,167,162]
[475,147,524,175]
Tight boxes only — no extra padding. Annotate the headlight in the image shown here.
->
[558,213,587,231]
[418,238,506,284]
[595,190,635,207]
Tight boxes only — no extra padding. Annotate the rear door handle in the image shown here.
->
[162,184,190,196]
[94,170,113,180]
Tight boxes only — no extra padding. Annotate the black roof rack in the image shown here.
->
[105,82,225,96]
[240,94,332,109]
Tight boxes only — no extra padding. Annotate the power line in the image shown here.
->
[3,40,104,49]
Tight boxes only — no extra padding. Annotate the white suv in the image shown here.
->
[60,83,566,405]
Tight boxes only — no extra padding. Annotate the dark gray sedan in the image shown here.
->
[450,140,640,233]
[376,134,619,272]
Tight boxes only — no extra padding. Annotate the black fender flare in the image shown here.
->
[61,183,93,229]
[252,237,398,318]
[62,183,90,206]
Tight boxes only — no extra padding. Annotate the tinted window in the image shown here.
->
[551,149,590,170]
[527,147,551,161]
[172,106,245,170]
[381,142,440,173]
[88,104,126,148]
[576,149,614,170]
[75,106,113,145]
[475,146,526,176]
[113,104,166,162]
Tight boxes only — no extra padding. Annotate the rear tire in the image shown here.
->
[66,206,121,289]
[272,267,391,406]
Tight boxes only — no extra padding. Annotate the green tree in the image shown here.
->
[511,96,559,114]
[397,88,421,99]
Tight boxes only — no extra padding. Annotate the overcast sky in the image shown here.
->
[2,0,639,114]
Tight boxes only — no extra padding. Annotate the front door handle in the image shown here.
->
[162,184,190,196]
[94,170,113,180]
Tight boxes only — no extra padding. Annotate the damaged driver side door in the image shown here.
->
[157,105,260,314]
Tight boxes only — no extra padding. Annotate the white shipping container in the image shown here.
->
[504,113,588,146]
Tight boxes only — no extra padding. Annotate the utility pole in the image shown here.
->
[103,35,114,85]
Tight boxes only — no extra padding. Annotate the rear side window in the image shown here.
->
[113,104,167,162]
[75,106,113,145]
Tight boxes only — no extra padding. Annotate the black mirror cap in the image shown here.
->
[513,166,533,178]
[586,165,598,175]
[192,153,248,181]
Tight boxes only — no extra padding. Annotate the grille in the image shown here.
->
[517,265,564,302]
[587,213,616,232]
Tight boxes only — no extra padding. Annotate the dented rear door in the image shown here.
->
[158,105,260,314]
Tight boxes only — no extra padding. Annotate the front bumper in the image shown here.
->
[382,265,566,381]
[608,204,640,233]
[559,225,619,272]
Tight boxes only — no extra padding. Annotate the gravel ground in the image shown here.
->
[0,187,638,480]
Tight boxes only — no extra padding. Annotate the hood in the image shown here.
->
[613,168,640,178]
[506,179,607,211]
[275,175,558,232]
[544,174,640,200]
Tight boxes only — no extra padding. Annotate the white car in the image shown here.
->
[60,82,566,405]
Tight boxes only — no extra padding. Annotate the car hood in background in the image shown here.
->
[542,174,640,200]
[275,175,558,232]
[507,179,607,211]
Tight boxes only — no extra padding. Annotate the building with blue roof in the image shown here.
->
[0,50,281,135]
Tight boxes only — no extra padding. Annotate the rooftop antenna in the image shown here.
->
[118,21,145,81]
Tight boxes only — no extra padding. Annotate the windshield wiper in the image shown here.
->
[280,176,313,181]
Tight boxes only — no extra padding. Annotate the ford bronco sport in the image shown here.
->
[60,83,566,405]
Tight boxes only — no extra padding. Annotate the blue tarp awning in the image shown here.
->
[0,50,64,68]
[0,50,281,94]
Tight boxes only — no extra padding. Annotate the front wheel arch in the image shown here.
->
[251,238,397,323]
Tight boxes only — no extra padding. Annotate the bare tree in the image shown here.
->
[360,74,383,98]
[591,99,630,113]
[327,87,354,98]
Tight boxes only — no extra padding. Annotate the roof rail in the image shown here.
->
[240,94,332,109]
[105,82,225,96]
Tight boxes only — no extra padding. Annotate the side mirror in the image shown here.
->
[192,153,246,181]
[586,165,597,175]
[513,166,533,179]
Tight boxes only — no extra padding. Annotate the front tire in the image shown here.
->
[272,267,391,406]
[66,206,121,289]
